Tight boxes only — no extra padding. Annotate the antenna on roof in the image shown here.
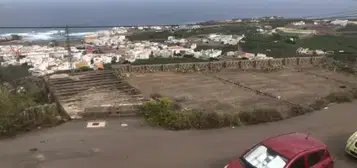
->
[305,133,310,140]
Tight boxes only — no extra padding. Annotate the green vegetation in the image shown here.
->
[241,34,357,59]
[337,24,357,32]
[263,19,302,28]
[0,64,32,82]
[126,20,357,61]
[128,31,172,41]
[128,24,256,41]
[0,65,63,137]
[0,86,61,137]
[126,19,357,60]
[297,35,357,62]
[141,89,357,130]
[241,34,299,57]
[141,97,284,130]
[299,35,357,52]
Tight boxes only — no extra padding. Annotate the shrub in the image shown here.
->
[149,92,163,100]
[239,108,284,125]
[325,91,353,103]
[0,65,32,82]
[309,99,329,110]
[0,86,61,137]
[164,112,191,130]
[307,90,356,111]
[0,86,35,136]
[142,89,357,130]
[289,105,313,117]
[351,88,357,99]
[222,113,243,126]
[141,97,283,130]
[141,97,175,127]
[79,66,90,71]
[186,110,225,129]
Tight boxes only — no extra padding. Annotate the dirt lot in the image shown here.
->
[126,67,357,112]
[127,72,286,113]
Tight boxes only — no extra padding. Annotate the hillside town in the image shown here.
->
[0,17,356,76]
[3,3,357,167]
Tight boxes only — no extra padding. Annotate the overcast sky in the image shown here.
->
[2,0,357,5]
[1,0,357,27]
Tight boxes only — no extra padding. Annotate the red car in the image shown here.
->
[225,132,334,168]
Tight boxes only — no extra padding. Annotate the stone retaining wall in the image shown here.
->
[112,56,326,73]
[15,103,64,129]
[0,104,63,137]
[20,103,62,126]
[23,104,59,118]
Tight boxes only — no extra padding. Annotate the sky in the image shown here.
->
[2,0,357,5]
[1,0,357,27]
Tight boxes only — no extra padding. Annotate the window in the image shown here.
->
[307,150,325,167]
[290,157,306,168]
[242,145,288,168]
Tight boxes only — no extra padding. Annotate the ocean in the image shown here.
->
[1,0,357,41]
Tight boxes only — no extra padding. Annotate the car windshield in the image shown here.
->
[241,144,288,168]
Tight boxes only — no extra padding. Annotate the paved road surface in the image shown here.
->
[1,102,357,168]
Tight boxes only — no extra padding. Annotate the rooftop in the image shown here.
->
[262,132,325,159]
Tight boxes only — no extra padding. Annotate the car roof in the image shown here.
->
[262,132,326,159]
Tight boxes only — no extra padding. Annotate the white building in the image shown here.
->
[331,19,348,27]
[207,34,245,45]
[292,21,306,26]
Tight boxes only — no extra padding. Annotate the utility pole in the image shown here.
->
[65,25,74,73]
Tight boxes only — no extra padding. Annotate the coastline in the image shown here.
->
[0,39,83,47]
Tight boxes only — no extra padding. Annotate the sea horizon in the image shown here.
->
[1,0,357,41]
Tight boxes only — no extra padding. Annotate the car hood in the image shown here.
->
[346,131,357,150]
[349,132,357,141]
[227,160,244,168]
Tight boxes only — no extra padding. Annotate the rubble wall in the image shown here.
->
[23,103,59,119]
[19,103,62,127]
[112,56,326,73]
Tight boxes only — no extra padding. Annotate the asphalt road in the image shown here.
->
[1,102,357,168]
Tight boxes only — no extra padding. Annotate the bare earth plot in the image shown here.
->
[126,67,357,113]
[215,68,357,105]
[126,72,286,113]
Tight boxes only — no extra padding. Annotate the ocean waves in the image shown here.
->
[0,29,95,41]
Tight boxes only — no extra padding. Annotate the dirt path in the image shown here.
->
[1,102,357,168]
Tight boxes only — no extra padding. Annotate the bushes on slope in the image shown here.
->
[141,97,285,130]
[141,89,357,130]
[0,86,61,137]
